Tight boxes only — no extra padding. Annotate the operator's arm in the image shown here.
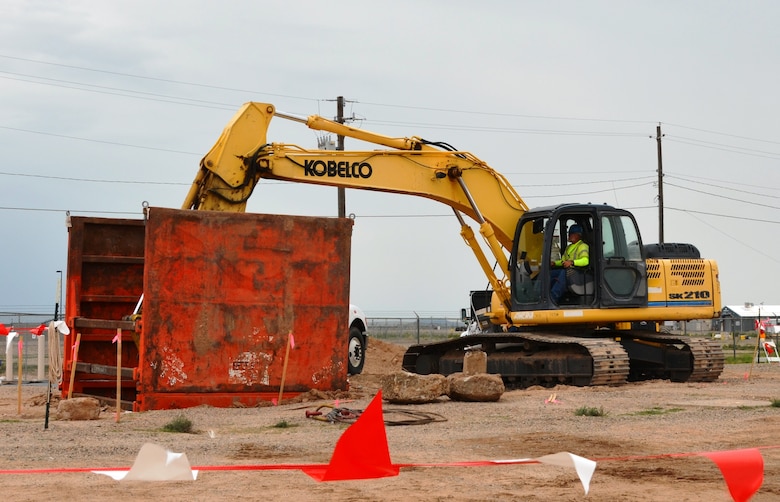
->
[574,243,589,267]
[569,243,590,268]
[553,243,589,268]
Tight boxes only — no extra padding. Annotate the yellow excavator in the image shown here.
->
[183,102,724,388]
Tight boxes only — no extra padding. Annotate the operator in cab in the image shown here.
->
[550,225,589,303]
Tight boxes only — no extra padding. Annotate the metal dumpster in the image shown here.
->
[64,207,353,410]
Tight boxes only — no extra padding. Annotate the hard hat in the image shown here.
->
[568,225,583,235]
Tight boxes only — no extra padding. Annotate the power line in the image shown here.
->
[0,206,142,215]
[8,53,776,148]
[368,119,647,137]
[4,53,779,151]
[0,54,317,103]
[672,207,779,263]
[359,100,654,125]
[0,125,200,155]
[670,134,780,157]
[0,73,234,111]
[516,175,655,187]
[665,182,780,210]
[666,173,780,199]
[524,181,653,198]
[666,136,780,161]
[617,205,779,225]
[0,170,188,185]
[1,69,650,139]
[3,56,778,156]
[665,122,780,146]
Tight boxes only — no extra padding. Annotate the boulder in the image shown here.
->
[380,371,448,404]
[447,372,505,402]
[57,397,101,420]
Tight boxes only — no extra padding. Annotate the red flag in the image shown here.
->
[0,323,8,336]
[700,448,763,502]
[29,324,46,336]
[302,390,399,481]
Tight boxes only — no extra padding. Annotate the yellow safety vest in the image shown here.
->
[556,240,590,267]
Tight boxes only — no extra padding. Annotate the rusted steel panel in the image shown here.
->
[135,207,352,411]
[63,217,144,401]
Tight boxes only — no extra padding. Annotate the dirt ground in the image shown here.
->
[1,338,779,501]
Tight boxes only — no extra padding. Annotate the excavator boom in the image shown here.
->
[184,102,528,311]
[185,102,527,247]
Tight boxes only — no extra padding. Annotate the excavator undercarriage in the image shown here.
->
[402,331,724,389]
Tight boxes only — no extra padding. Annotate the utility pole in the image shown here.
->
[656,123,664,244]
[336,96,346,218]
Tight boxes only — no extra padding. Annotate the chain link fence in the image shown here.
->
[366,315,465,346]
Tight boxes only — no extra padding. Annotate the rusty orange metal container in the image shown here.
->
[64,208,353,411]
[63,216,145,404]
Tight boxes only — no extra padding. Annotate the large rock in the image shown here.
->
[447,373,505,402]
[380,371,448,404]
[57,397,101,420]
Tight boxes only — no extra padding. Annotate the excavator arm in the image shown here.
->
[183,102,528,316]
[184,102,527,246]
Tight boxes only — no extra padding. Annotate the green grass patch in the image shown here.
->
[771,399,780,408]
[574,406,607,417]
[272,420,296,429]
[632,406,683,416]
[161,415,194,433]
[725,353,755,364]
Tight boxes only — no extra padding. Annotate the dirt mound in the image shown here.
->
[364,337,408,375]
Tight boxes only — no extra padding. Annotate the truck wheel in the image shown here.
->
[347,326,366,375]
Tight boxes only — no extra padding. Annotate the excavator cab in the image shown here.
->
[510,203,648,311]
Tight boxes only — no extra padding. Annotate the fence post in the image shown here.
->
[413,312,420,344]
[37,333,45,381]
[5,332,16,382]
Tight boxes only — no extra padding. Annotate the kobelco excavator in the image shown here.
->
[184,102,724,388]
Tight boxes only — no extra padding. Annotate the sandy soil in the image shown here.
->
[1,338,779,501]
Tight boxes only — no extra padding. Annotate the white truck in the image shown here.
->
[347,304,369,374]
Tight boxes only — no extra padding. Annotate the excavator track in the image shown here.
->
[402,333,630,388]
[618,332,725,383]
[403,331,725,388]
[517,333,630,386]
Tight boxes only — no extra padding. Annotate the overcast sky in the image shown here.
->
[1,1,778,318]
